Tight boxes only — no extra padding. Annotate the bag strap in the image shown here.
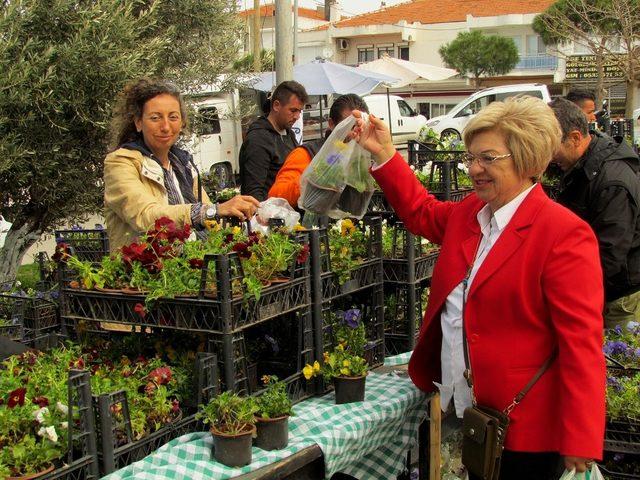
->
[461,240,557,416]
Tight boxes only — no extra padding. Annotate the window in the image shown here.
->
[197,107,221,135]
[430,103,456,117]
[495,90,543,101]
[397,99,415,117]
[526,35,546,56]
[378,45,394,58]
[507,35,523,55]
[456,94,496,117]
[358,48,374,64]
[398,46,410,60]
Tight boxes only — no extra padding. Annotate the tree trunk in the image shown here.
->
[625,79,636,118]
[0,220,43,285]
[595,53,606,108]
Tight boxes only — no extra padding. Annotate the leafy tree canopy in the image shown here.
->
[439,30,519,86]
[0,0,244,282]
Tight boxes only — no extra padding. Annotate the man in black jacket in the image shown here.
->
[239,81,308,200]
[550,98,640,327]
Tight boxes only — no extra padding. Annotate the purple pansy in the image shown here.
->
[326,153,341,166]
[342,308,361,329]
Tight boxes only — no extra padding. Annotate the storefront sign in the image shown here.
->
[565,55,624,80]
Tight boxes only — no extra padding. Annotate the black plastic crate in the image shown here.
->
[384,282,430,355]
[0,294,24,341]
[55,229,110,263]
[307,217,383,303]
[0,293,59,342]
[93,352,218,474]
[61,234,311,333]
[599,452,640,479]
[438,188,474,203]
[382,221,440,284]
[41,370,100,480]
[606,419,640,454]
[367,190,394,218]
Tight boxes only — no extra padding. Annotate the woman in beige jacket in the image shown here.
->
[104,79,259,251]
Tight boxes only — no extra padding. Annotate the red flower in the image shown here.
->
[175,223,191,242]
[134,303,146,319]
[69,357,85,369]
[135,355,148,365]
[7,387,26,408]
[189,258,204,269]
[232,242,251,259]
[148,366,172,385]
[171,399,180,413]
[144,260,163,274]
[52,242,71,263]
[297,244,310,264]
[247,232,261,246]
[122,366,132,378]
[32,396,49,407]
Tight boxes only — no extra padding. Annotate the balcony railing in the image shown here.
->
[515,55,558,70]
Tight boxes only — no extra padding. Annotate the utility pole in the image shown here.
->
[324,0,331,20]
[293,0,298,65]
[252,0,261,72]
[275,0,293,83]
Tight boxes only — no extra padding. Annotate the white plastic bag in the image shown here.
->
[299,114,376,219]
[298,115,357,215]
[559,464,605,480]
[250,197,301,235]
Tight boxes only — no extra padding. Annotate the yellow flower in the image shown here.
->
[302,364,315,380]
[342,359,351,367]
[340,219,356,236]
[293,224,306,232]
[323,352,330,362]
[232,226,241,235]
[204,219,220,231]
[336,343,344,352]
[313,361,321,374]
[340,246,349,256]
[340,367,350,376]
[261,375,271,385]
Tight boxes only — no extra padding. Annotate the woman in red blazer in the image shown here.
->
[355,97,605,479]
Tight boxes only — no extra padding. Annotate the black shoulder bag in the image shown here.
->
[460,267,557,480]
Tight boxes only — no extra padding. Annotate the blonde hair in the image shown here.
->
[463,96,562,180]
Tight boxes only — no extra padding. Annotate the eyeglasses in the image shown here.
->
[461,152,512,168]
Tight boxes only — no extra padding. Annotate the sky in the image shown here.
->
[238,0,408,17]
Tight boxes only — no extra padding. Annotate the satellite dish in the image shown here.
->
[322,46,335,59]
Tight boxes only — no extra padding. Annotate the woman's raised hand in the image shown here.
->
[351,110,396,165]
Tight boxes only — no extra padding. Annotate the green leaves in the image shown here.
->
[438,31,519,85]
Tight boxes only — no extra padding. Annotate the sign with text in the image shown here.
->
[565,55,624,80]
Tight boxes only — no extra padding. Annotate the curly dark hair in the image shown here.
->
[110,78,188,149]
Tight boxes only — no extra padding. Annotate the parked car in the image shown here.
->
[363,94,427,144]
[424,83,552,140]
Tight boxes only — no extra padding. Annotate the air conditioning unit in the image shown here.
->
[338,38,350,51]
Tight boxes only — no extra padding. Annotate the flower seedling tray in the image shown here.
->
[606,419,640,454]
[381,221,440,284]
[55,229,110,263]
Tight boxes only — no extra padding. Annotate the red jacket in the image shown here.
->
[372,153,605,459]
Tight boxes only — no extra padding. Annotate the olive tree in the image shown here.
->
[0,0,244,283]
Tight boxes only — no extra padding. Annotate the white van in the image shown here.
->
[187,91,242,188]
[363,94,427,144]
[425,84,552,140]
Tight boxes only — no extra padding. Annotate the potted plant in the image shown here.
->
[303,308,369,404]
[336,149,376,217]
[326,220,368,286]
[196,391,258,467]
[254,375,293,450]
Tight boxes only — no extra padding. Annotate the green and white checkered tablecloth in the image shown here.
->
[383,351,413,366]
[104,371,428,480]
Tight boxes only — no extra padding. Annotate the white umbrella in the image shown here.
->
[248,59,399,136]
[250,59,398,95]
[359,55,458,87]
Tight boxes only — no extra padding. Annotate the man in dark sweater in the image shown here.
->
[239,81,308,200]
[550,98,640,328]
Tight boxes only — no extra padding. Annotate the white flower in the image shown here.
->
[44,426,58,443]
[33,406,49,424]
[56,401,68,415]
[61,421,68,429]
[37,426,46,437]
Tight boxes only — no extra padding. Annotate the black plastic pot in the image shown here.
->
[336,185,374,217]
[302,182,341,214]
[211,425,255,467]
[255,415,289,450]
[333,374,367,404]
